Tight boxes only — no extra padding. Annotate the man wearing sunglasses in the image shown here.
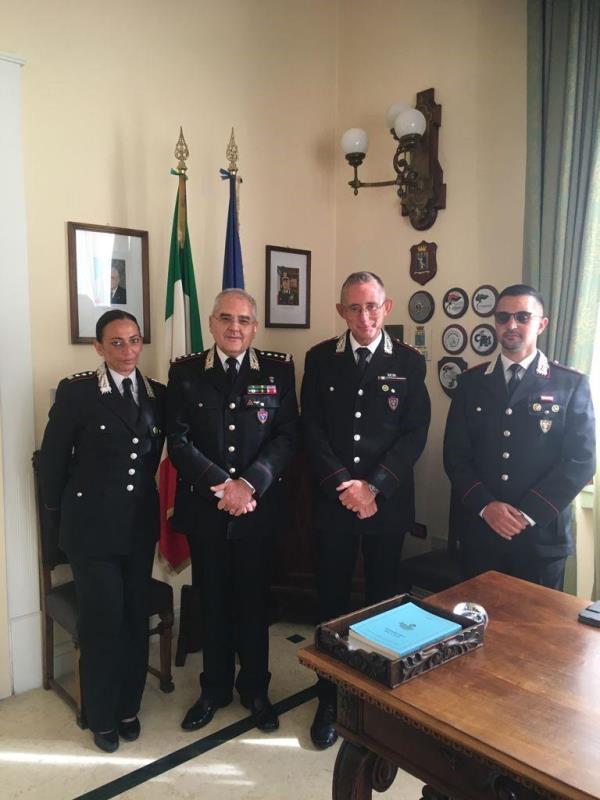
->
[301,271,430,748]
[444,284,595,591]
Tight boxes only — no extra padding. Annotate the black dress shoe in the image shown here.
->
[310,701,338,749]
[241,695,279,732]
[181,695,231,731]
[118,717,141,741]
[93,730,119,753]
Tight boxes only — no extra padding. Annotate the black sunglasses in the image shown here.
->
[494,311,540,325]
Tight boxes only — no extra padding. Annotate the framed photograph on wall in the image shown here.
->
[265,245,311,328]
[67,221,150,344]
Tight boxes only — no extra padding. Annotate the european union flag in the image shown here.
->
[220,168,244,289]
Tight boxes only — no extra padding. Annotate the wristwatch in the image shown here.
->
[367,483,379,497]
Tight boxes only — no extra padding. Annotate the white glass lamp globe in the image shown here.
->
[393,108,427,138]
[385,102,411,130]
[341,128,369,155]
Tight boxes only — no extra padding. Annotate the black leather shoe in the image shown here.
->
[181,695,231,731]
[241,695,279,732]
[118,717,141,741]
[310,701,338,749]
[93,730,119,753]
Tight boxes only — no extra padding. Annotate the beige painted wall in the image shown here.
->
[0,0,339,441]
[0,422,12,698]
[335,0,527,548]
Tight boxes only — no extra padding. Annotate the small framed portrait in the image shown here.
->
[442,324,467,355]
[470,323,497,356]
[265,245,311,328]
[442,287,468,319]
[471,285,498,317]
[67,222,150,344]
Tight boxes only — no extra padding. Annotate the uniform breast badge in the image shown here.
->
[388,397,399,411]
[540,419,552,433]
[257,408,268,424]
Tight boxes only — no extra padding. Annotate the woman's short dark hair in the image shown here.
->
[498,284,545,314]
[95,310,140,341]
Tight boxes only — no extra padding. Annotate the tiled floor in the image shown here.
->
[0,622,423,799]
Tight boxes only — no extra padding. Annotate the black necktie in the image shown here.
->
[507,363,522,397]
[356,347,370,374]
[122,377,139,424]
[226,357,238,388]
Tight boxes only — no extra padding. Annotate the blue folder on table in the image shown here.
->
[348,602,462,658]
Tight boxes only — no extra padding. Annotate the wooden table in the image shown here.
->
[298,571,600,800]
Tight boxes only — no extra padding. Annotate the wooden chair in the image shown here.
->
[32,451,175,729]
[398,495,463,595]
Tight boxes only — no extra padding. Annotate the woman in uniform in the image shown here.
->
[39,310,165,752]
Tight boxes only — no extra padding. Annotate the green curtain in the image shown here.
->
[523,0,600,595]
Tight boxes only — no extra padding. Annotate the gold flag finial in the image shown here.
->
[174,127,189,174]
[226,127,239,175]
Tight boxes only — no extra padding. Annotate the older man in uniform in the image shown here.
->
[444,284,595,590]
[301,271,431,748]
[167,288,298,732]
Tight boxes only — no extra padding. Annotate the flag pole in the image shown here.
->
[174,127,189,248]
[220,128,245,289]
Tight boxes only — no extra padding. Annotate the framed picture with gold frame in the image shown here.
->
[67,221,150,344]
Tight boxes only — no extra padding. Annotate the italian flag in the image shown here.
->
[158,178,203,571]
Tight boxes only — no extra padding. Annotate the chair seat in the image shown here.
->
[149,577,173,616]
[45,581,78,637]
[399,550,462,594]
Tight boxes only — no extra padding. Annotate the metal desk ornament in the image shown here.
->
[453,602,489,628]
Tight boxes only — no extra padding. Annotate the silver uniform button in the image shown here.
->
[198,402,203,407]
[129,468,136,475]
[503,430,511,437]
[502,452,510,459]
[229,424,235,431]
[505,408,513,415]
[355,411,362,418]
[126,484,134,492]
[353,456,360,463]
[229,402,236,410]
[358,389,364,396]
[76,492,83,497]
[229,467,236,474]
[100,424,106,430]
[132,437,139,444]
[228,446,235,452]
[130,452,138,459]
[476,407,482,412]
[329,386,335,392]
[354,434,360,441]
[501,474,509,481]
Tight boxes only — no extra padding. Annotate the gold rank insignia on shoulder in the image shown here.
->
[67,370,95,381]
[258,349,292,362]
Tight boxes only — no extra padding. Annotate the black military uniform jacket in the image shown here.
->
[167,344,298,539]
[301,329,431,536]
[444,352,596,559]
[39,364,166,557]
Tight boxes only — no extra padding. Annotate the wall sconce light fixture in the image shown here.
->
[341,88,446,230]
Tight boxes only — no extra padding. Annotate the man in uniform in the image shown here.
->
[301,271,430,748]
[277,274,298,305]
[444,284,595,590]
[167,288,298,733]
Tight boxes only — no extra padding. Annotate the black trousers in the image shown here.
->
[460,546,566,591]
[68,540,155,732]
[187,531,272,703]
[315,524,405,703]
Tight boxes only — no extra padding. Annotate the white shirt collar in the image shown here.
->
[108,367,138,399]
[349,332,382,356]
[216,347,246,371]
[500,349,538,380]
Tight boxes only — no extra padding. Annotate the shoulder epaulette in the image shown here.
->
[464,362,489,373]
[66,370,96,382]
[396,340,420,354]
[258,349,293,362]
[552,360,583,375]
[147,376,165,386]
[307,336,338,353]
[172,350,206,364]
